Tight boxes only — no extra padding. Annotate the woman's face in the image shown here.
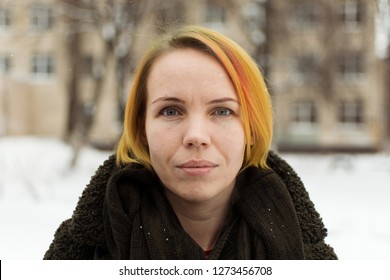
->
[145,48,245,204]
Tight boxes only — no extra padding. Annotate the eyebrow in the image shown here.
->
[207,97,239,105]
[151,97,239,105]
[151,97,184,104]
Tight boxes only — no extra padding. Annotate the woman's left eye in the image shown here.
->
[214,108,232,117]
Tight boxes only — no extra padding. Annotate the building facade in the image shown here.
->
[0,0,255,146]
[0,0,68,137]
[268,0,388,152]
[0,0,388,152]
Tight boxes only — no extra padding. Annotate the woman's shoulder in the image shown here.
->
[60,155,119,244]
[266,151,309,198]
[266,150,337,259]
[76,154,118,212]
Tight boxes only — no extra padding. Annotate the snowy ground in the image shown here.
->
[0,137,389,260]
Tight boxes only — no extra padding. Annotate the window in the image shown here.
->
[31,54,55,78]
[30,5,53,30]
[205,0,226,27]
[340,1,364,28]
[0,54,11,74]
[338,51,364,81]
[0,7,11,30]
[81,55,93,76]
[292,101,317,125]
[293,54,318,83]
[292,3,320,29]
[338,100,364,125]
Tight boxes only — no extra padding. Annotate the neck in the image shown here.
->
[166,193,232,251]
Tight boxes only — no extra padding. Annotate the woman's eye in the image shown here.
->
[161,108,179,117]
[214,108,232,117]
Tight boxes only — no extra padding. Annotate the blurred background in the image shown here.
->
[0,0,389,259]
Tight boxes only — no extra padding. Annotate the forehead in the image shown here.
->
[147,48,235,98]
[150,48,222,76]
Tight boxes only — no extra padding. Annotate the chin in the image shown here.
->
[176,190,215,203]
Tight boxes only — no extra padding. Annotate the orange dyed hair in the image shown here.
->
[116,25,273,170]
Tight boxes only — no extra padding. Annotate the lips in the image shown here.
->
[177,160,218,176]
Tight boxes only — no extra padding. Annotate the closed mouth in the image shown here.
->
[176,160,218,175]
[177,160,218,168]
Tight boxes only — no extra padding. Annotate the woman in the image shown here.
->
[44,25,337,260]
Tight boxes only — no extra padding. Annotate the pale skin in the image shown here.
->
[144,48,246,251]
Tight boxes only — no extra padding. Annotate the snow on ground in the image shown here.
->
[0,137,389,259]
[282,153,390,259]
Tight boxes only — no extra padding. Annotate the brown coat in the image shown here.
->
[44,151,337,260]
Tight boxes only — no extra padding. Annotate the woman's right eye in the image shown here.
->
[160,107,180,117]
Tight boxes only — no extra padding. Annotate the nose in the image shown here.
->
[182,117,211,148]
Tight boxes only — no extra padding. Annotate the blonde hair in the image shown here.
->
[116,25,273,170]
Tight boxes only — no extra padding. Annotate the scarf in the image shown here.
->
[103,164,305,259]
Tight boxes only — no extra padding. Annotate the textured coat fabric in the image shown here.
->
[44,151,337,260]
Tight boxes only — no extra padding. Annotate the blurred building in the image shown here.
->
[0,0,255,147]
[0,0,388,153]
[267,0,388,152]
[0,0,68,137]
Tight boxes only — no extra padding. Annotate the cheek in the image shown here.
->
[145,124,177,163]
[222,126,246,163]
[218,123,246,149]
[145,128,161,157]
